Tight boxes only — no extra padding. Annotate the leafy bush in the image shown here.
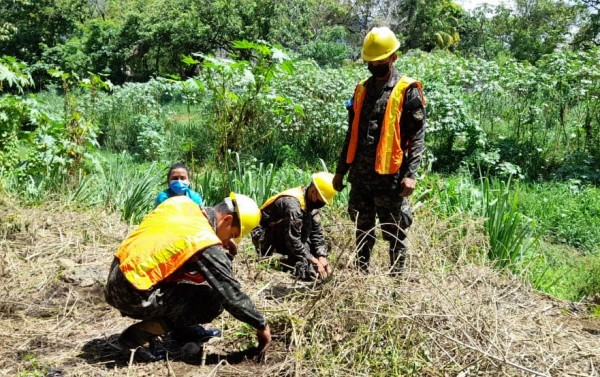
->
[1,59,99,194]
[298,26,352,67]
[553,152,600,184]
[189,41,305,164]
[402,48,600,178]
[31,47,600,181]
[267,60,362,166]
[134,114,165,161]
[95,79,170,154]
[425,80,486,172]
[487,138,547,180]
[0,56,33,92]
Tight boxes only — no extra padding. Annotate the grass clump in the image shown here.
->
[424,174,540,273]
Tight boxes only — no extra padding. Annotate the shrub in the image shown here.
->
[298,26,352,67]
[134,114,165,161]
[553,152,600,185]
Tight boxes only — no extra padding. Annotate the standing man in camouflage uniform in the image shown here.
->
[105,193,271,362]
[251,172,338,281]
[333,26,426,275]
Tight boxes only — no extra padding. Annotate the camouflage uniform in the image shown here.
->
[336,69,426,273]
[251,189,327,280]
[105,206,267,333]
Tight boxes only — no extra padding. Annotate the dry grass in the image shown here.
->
[1,197,599,376]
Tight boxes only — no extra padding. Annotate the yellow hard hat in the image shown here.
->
[312,172,338,205]
[230,192,261,243]
[361,27,400,62]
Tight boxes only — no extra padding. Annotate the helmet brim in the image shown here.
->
[361,43,400,62]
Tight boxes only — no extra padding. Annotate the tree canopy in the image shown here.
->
[0,0,597,84]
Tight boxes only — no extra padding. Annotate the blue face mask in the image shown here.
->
[169,180,189,195]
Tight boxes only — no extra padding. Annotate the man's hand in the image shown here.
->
[224,239,238,258]
[318,256,333,277]
[332,173,346,192]
[399,177,416,197]
[311,257,330,280]
[256,325,272,363]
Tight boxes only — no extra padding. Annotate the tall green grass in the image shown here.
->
[427,174,540,273]
[193,168,222,206]
[0,151,162,223]
[68,153,161,223]
[191,152,280,206]
[227,152,277,206]
[480,178,539,270]
[425,172,600,301]
[0,165,68,204]
[195,152,341,208]
[516,182,600,300]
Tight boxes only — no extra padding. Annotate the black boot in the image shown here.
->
[170,324,222,344]
[118,320,168,362]
[389,248,406,276]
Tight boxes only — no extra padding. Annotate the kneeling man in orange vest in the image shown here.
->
[105,193,270,362]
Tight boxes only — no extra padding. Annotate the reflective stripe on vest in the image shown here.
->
[115,196,221,290]
[346,76,424,175]
[260,187,306,211]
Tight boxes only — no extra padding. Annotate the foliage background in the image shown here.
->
[2,0,600,375]
[1,0,600,329]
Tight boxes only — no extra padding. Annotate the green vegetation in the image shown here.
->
[518,181,600,253]
[19,354,47,377]
[425,174,540,275]
[3,39,600,301]
[2,0,600,373]
[422,172,600,300]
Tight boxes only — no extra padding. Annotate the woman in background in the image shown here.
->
[155,163,204,208]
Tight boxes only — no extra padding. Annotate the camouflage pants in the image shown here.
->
[104,258,223,330]
[348,185,413,272]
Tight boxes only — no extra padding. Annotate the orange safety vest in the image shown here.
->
[115,196,221,290]
[261,187,306,211]
[346,76,425,175]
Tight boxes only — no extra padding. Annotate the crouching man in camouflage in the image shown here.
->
[251,172,338,281]
[105,193,271,362]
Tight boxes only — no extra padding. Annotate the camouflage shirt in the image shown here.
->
[105,206,267,330]
[336,69,426,189]
[175,207,267,329]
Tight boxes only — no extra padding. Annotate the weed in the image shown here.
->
[480,177,539,271]
[19,354,47,377]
